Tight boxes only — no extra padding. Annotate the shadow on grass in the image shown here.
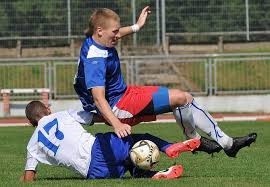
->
[39,176,134,181]
[39,177,83,181]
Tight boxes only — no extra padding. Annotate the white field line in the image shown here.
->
[1,115,270,127]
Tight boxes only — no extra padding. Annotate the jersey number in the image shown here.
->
[38,118,64,156]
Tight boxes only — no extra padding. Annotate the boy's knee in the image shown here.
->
[169,89,193,108]
[184,92,193,103]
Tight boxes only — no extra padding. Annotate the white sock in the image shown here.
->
[173,104,201,139]
[190,99,233,149]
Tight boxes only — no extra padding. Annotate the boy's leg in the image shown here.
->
[131,133,171,152]
[131,133,200,158]
[131,165,183,179]
[150,87,210,155]
[116,86,222,155]
[173,105,200,139]
[190,99,257,156]
[190,99,233,149]
[179,99,257,157]
[173,105,223,155]
[165,138,200,158]
[88,133,133,179]
[152,88,223,154]
[152,165,184,179]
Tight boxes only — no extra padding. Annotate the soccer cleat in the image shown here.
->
[224,132,257,158]
[152,165,184,179]
[165,138,201,158]
[193,137,222,155]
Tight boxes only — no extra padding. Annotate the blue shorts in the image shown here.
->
[87,133,134,179]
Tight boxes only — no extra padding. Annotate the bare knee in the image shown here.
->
[169,89,193,108]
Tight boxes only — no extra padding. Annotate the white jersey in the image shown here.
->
[25,110,96,178]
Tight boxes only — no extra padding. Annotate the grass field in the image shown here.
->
[0,121,269,186]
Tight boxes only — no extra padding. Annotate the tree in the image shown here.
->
[0,4,9,37]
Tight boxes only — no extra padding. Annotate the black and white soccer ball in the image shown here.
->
[129,140,160,170]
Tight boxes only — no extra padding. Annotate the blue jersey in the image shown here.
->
[74,37,127,112]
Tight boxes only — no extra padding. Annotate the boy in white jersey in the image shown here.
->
[21,101,200,182]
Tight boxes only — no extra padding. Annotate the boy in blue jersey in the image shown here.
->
[21,101,200,182]
[73,6,257,158]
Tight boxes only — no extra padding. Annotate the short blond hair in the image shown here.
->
[85,8,120,37]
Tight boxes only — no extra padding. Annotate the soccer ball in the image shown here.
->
[130,140,160,170]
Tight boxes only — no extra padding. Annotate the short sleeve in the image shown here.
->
[67,109,94,125]
[84,57,106,88]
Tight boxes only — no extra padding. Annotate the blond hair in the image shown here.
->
[84,8,120,37]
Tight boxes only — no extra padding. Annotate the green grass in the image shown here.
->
[0,121,269,186]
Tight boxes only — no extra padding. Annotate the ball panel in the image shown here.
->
[130,140,160,170]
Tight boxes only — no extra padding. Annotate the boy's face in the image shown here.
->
[46,106,52,115]
[97,18,120,47]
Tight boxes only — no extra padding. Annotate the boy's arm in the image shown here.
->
[119,6,151,38]
[21,151,38,182]
[20,170,36,182]
[91,86,131,138]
